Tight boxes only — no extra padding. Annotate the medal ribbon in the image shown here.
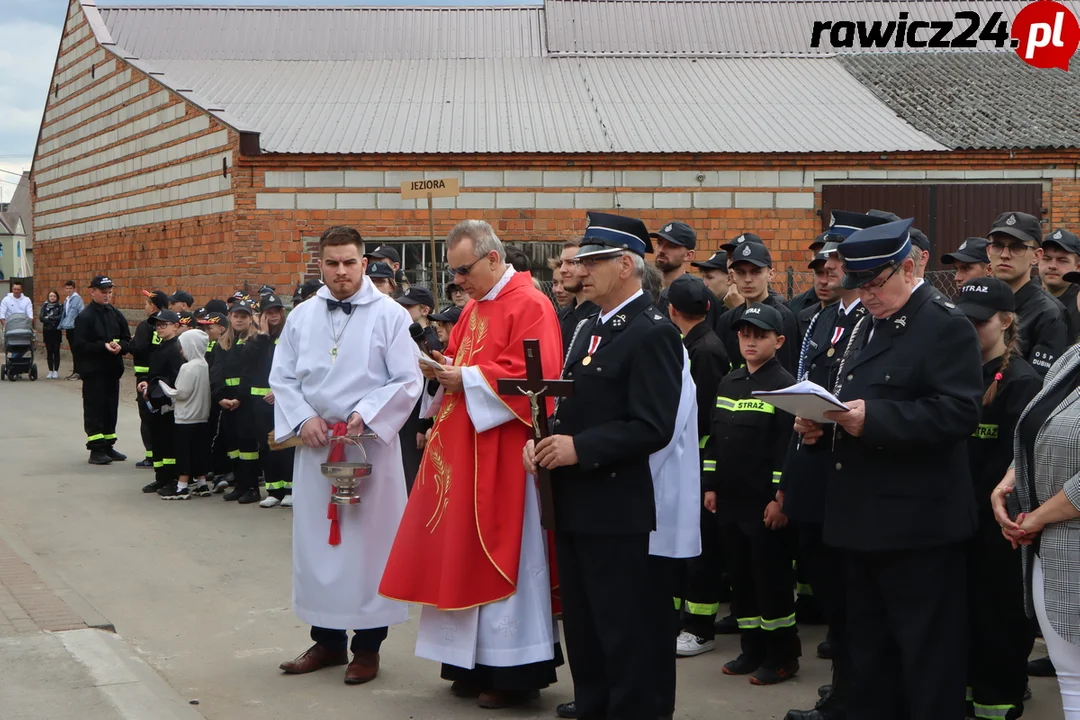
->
[326,422,349,546]
[831,326,845,346]
[587,335,602,356]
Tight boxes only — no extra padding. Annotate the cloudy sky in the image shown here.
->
[0,0,540,203]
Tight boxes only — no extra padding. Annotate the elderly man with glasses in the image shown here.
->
[988,211,1068,376]
[795,217,983,720]
[380,219,565,710]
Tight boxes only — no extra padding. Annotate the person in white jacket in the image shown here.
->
[158,330,211,500]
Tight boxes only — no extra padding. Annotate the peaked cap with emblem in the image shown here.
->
[838,218,914,289]
[814,210,890,257]
[989,211,1042,245]
[941,237,990,265]
[730,241,772,268]
[577,212,653,259]
[151,309,181,324]
[720,232,765,253]
[366,261,395,279]
[1042,228,1080,255]
[956,277,1015,321]
[650,220,696,249]
[260,293,285,312]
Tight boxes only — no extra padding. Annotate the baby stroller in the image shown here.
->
[1,313,37,381]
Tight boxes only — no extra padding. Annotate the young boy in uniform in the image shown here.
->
[133,290,168,468]
[705,302,800,685]
[138,310,185,495]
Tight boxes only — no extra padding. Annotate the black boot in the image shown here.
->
[88,450,113,465]
[106,448,127,461]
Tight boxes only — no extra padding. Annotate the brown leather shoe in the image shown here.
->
[344,651,380,685]
[477,689,540,709]
[279,643,348,674]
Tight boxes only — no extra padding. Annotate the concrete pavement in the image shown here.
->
[0,354,1065,719]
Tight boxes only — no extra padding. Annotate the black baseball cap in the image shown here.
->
[720,232,764,254]
[732,303,785,334]
[169,290,194,306]
[299,278,324,301]
[1043,228,1080,255]
[956,277,1016,321]
[941,238,991,265]
[198,311,228,327]
[430,306,463,324]
[227,291,246,304]
[667,275,711,316]
[808,251,830,270]
[365,245,401,265]
[397,286,435,309]
[178,311,194,327]
[650,221,696,250]
[989,212,1042,245]
[151,309,181,324]
[367,261,395,279]
[229,300,254,315]
[809,232,832,252]
[729,241,772,268]
[868,210,929,251]
[142,289,169,309]
[691,250,728,271]
[204,299,228,314]
[445,282,464,296]
[260,293,284,312]
[90,275,114,289]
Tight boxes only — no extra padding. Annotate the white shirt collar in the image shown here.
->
[839,296,862,314]
[599,289,644,324]
[480,265,515,302]
[914,278,925,290]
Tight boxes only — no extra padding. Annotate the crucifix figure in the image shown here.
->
[497,339,574,530]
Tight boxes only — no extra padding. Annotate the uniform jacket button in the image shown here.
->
[610,472,616,478]
[593,463,600,469]
[596,367,602,372]
[835,462,843,470]
[846,374,853,381]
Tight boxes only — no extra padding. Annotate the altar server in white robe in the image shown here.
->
[647,347,702,719]
[269,225,422,686]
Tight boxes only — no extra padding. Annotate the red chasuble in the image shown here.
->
[379,271,564,610]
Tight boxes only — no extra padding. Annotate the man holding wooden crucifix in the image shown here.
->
[525,212,684,720]
[379,219,565,710]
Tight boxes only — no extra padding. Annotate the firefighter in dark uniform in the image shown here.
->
[1039,227,1080,343]
[215,299,261,504]
[531,212,682,720]
[244,294,294,508]
[955,277,1043,720]
[788,233,831,317]
[988,211,1068,376]
[707,303,800,685]
[652,221,724,331]
[132,289,168,468]
[665,276,730,657]
[71,276,132,465]
[796,218,983,720]
[139,309,185,494]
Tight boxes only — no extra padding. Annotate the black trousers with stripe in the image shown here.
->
[82,373,120,451]
[256,406,293,499]
[137,390,153,458]
[720,519,800,665]
[679,502,723,639]
[150,409,177,484]
[229,401,260,494]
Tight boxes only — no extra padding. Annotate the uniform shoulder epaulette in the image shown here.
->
[643,305,667,323]
[930,293,964,316]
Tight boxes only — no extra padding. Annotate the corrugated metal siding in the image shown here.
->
[546,0,1080,56]
[98,6,546,60]
[139,55,943,154]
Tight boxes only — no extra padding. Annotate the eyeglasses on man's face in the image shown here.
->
[860,264,901,293]
[579,254,624,271]
[988,240,1037,255]
[450,256,485,277]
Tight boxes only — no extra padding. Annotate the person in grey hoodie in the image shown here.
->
[158,329,211,500]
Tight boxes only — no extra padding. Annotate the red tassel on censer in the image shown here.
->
[326,421,349,546]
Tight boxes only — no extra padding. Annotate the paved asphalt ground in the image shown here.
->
[0,353,1065,719]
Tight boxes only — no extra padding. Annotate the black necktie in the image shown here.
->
[327,298,353,315]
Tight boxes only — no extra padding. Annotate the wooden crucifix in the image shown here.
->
[497,339,575,530]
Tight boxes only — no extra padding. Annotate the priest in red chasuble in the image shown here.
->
[379,220,565,709]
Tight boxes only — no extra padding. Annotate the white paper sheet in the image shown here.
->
[751,380,850,423]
